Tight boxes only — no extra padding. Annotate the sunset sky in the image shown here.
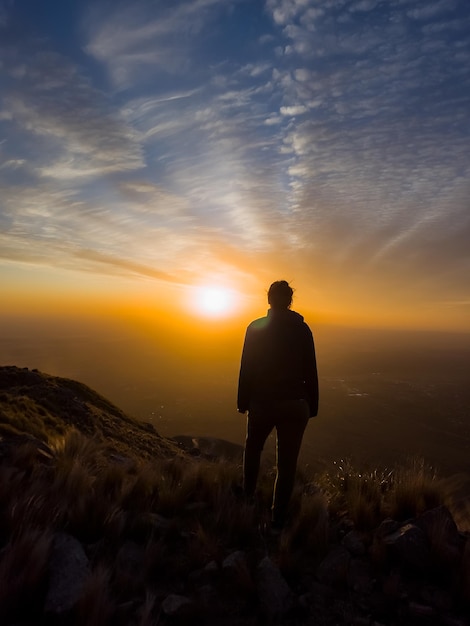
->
[1,0,470,331]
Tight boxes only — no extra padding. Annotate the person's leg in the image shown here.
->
[243,403,275,498]
[272,399,309,526]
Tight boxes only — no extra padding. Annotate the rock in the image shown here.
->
[316,545,351,586]
[222,550,252,592]
[161,594,192,617]
[204,560,218,573]
[147,512,172,532]
[45,532,90,614]
[108,453,133,466]
[257,556,294,619]
[375,518,401,539]
[408,601,435,618]
[331,515,355,541]
[382,523,431,570]
[116,541,145,576]
[371,519,402,566]
[416,506,463,569]
[189,560,219,585]
[382,568,405,599]
[342,530,366,556]
[417,506,458,538]
[298,581,334,617]
[440,617,470,626]
[347,558,375,594]
[419,584,454,612]
[195,584,220,613]
[222,550,247,573]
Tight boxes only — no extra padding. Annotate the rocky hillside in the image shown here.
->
[0,366,469,625]
[0,365,181,460]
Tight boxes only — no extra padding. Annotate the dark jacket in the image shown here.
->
[237,308,319,417]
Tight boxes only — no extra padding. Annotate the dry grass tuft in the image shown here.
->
[318,457,445,531]
[137,590,158,626]
[286,490,330,554]
[385,457,444,520]
[50,429,104,469]
[187,522,223,567]
[319,459,390,530]
[74,565,114,626]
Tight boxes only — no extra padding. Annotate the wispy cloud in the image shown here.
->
[407,0,457,21]
[1,47,144,180]
[74,249,188,284]
[84,0,238,90]
[258,0,470,311]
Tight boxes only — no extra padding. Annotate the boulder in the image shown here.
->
[408,600,435,619]
[416,506,463,569]
[116,541,145,577]
[222,550,248,574]
[382,523,431,570]
[347,558,375,594]
[257,556,294,619]
[375,518,401,539]
[147,512,172,532]
[342,530,366,556]
[195,584,221,614]
[316,545,351,586]
[161,594,192,617]
[189,560,219,585]
[45,532,90,614]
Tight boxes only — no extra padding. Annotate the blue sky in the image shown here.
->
[1,0,469,327]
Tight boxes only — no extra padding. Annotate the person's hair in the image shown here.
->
[267,280,294,310]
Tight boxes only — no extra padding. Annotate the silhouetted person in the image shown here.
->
[237,280,318,530]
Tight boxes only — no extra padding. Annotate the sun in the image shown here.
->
[193,285,237,318]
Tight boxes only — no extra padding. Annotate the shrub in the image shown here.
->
[383,457,444,520]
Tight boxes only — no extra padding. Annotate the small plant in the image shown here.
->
[320,459,390,530]
[50,429,104,469]
[74,565,114,626]
[385,457,444,520]
[317,457,445,531]
[187,522,223,567]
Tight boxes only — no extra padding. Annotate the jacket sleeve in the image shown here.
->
[237,327,252,413]
[304,326,319,417]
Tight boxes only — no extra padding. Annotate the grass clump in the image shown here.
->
[320,456,445,531]
[0,424,461,625]
[386,457,444,520]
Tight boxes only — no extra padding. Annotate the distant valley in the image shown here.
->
[1,324,469,478]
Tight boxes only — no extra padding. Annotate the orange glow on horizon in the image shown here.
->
[2,262,470,334]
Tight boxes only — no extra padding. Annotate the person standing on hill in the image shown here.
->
[237,280,319,531]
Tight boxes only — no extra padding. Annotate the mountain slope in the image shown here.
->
[0,365,181,460]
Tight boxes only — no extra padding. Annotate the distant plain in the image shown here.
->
[1,317,469,478]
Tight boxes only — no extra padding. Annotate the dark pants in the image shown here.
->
[243,398,309,525]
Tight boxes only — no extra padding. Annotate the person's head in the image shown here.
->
[267,280,294,310]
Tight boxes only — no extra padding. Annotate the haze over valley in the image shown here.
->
[2,315,469,478]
